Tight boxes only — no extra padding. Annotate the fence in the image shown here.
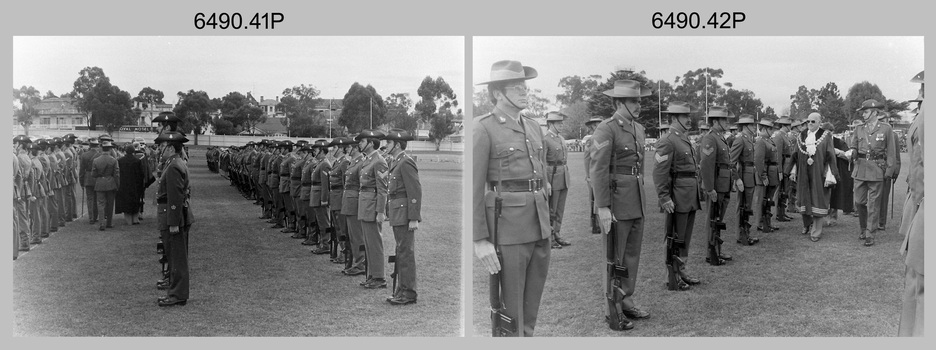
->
[12,127,464,152]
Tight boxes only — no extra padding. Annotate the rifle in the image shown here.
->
[606,220,630,330]
[329,225,339,260]
[664,212,685,290]
[340,234,352,270]
[490,178,517,337]
[707,194,727,266]
[388,254,398,295]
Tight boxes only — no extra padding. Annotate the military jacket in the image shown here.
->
[850,121,897,181]
[340,153,365,216]
[590,112,646,221]
[653,124,701,213]
[310,157,332,207]
[267,154,282,188]
[754,134,780,186]
[472,112,551,245]
[30,156,46,197]
[289,154,306,197]
[91,153,119,191]
[730,131,756,188]
[279,153,296,194]
[300,155,316,201]
[699,130,732,193]
[16,153,32,199]
[156,154,194,229]
[544,129,570,191]
[900,107,923,273]
[387,151,422,226]
[328,156,350,212]
[357,150,387,222]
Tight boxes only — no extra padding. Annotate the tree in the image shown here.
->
[843,81,886,124]
[43,90,57,99]
[173,90,214,144]
[559,100,590,140]
[472,88,494,117]
[416,76,460,149]
[884,99,910,121]
[429,108,457,151]
[133,87,165,110]
[210,117,238,135]
[814,82,847,132]
[219,91,251,127]
[556,75,602,107]
[278,84,326,137]
[671,68,726,112]
[339,82,386,134]
[789,85,818,120]
[68,66,110,130]
[716,88,765,119]
[385,93,418,134]
[13,86,42,135]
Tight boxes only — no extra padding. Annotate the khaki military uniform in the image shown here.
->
[753,133,780,231]
[897,106,923,336]
[359,150,388,281]
[850,120,897,238]
[544,130,569,243]
[652,122,701,282]
[387,151,421,300]
[729,131,757,242]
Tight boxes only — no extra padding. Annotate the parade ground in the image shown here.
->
[472,151,911,337]
[13,147,463,336]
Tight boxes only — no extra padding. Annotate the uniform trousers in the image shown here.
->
[607,218,644,310]
[878,178,892,228]
[272,190,285,222]
[15,199,30,248]
[345,214,366,270]
[30,197,47,240]
[281,190,294,224]
[332,210,346,249]
[361,220,384,279]
[548,187,568,240]
[162,225,190,301]
[854,179,883,237]
[313,206,332,245]
[737,186,754,237]
[391,225,417,299]
[775,176,790,217]
[49,188,61,231]
[55,187,67,224]
[752,185,777,229]
[500,238,550,337]
[96,190,116,228]
[898,265,924,336]
[669,211,695,264]
[84,186,98,222]
[68,183,77,220]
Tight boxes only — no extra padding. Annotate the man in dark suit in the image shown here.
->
[155,131,194,307]
[383,129,422,305]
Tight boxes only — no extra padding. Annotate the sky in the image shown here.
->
[13,36,464,110]
[473,36,923,115]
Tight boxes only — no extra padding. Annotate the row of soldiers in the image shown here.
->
[216,129,423,305]
[474,60,923,336]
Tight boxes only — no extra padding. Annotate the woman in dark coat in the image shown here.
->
[116,144,146,225]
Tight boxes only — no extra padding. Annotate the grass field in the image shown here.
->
[13,149,462,336]
[472,151,911,337]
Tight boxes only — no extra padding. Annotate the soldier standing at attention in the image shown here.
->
[327,138,352,264]
[310,139,335,255]
[877,114,901,231]
[773,117,795,222]
[652,102,702,291]
[357,130,389,288]
[897,70,923,337]
[699,107,735,265]
[591,79,652,330]
[473,60,550,336]
[544,111,572,249]
[79,138,101,225]
[753,119,780,233]
[92,140,119,231]
[383,129,422,305]
[155,131,194,307]
[583,117,603,234]
[850,99,898,246]
[729,115,761,246]
[340,138,367,276]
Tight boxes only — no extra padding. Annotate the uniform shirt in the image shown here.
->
[357,150,388,221]
[91,152,120,192]
[754,133,780,186]
[544,129,570,191]
[387,151,422,226]
[699,130,732,193]
[16,152,32,198]
[289,153,306,197]
[156,153,194,229]
[279,153,296,194]
[473,111,550,245]
[652,122,700,213]
[310,156,332,207]
[267,154,282,189]
[730,131,756,188]
[590,112,646,221]
[850,120,897,181]
[299,155,316,201]
[328,155,350,212]
[773,130,792,173]
[340,153,365,216]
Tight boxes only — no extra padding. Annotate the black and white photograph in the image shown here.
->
[12,36,464,336]
[471,36,923,337]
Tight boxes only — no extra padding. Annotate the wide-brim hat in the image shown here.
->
[705,106,735,119]
[13,135,31,144]
[585,117,603,125]
[154,131,189,144]
[355,129,385,141]
[328,137,353,147]
[661,101,693,114]
[132,137,146,144]
[857,99,885,111]
[909,89,924,103]
[603,80,652,98]
[699,124,711,131]
[758,119,774,127]
[910,70,924,84]
[100,140,114,148]
[154,112,181,123]
[384,129,414,141]
[311,139,329,148]
[545,111,566,122]
[775,117,792,125]
[736,114,757,125]
[791,119,803,127]
[89,138,100,146]
[98,134,114,142]
[475,60,538,85]
[729,125,738,131]
[658,123,670,130]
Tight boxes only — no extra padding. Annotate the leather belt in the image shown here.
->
[330,184,344,190]
[156,198,167,204]
[302,182,312,186]
[547,161,566,166]
[856,153,884,160]
[716,163,732,169]
[742,161,755,166]
[344,186,360,192]
[489,178,544,192]
[782,154,792,158]
[312,181,321,185]
[612,166,640,176]
[360,186,377,193]
[291,176,301,180]
[673,171,697,178]
[280,173,289,176]
[389,192,408,200]
[766,162,779,166]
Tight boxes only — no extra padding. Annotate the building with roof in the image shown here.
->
[31,97,86,130]
[133,100,176,126]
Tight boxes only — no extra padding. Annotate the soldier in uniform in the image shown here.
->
[752,119,781,233]
[897,70,923,337]
[357,129,389,289]
[726,125,738,146]
[699,106,735,265]
[383,129,422,305]
[310,139,335,255]
[279,141,298,233]
[850,99,898,246]
[155,131,194,307]
[298,142,317,242]
[14,136,34,252]
[877,113,901,231]
[28,141,48,244]
[730,115,761,245]
[773,117,795,222]
[786,119,805,215]
[583,117,604,234]
[287,141,309,237]
[652,102,702,291]
[340,137,367,276]
[474,60,550,336]
[544,112,572,249]
[62,134,78,222]
[92,140,119,231]
[591,79,652,330]
[327,138,353,264]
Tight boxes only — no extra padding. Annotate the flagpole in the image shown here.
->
[658,81,662,127]
[705,67,709,124]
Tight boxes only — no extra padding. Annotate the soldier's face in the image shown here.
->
[501,82,529,109]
